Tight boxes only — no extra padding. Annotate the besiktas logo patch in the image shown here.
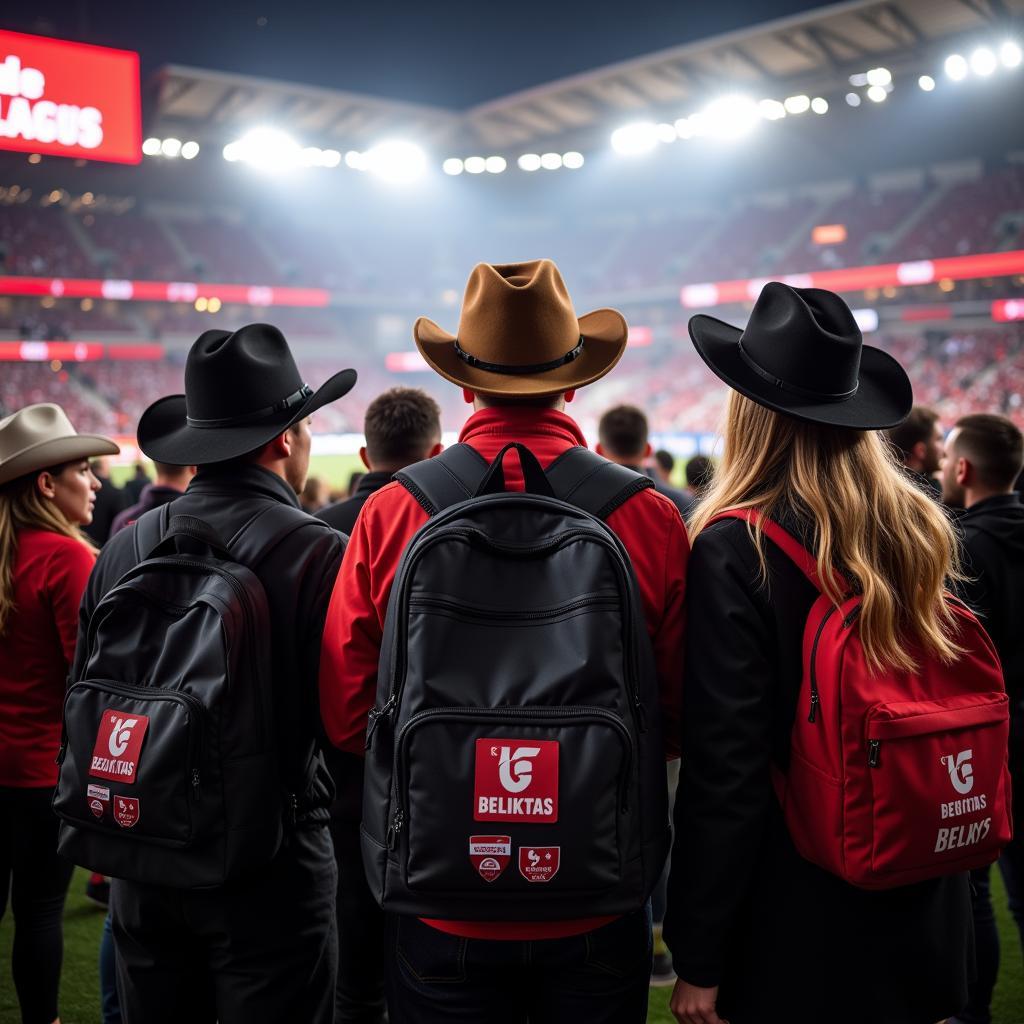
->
[469,835,511,882]
[90,710,149,783]
[518,846,560,883]
[114,796,140,829]
[474,738,558,823]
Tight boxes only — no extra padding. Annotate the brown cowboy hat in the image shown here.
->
[413,259,628,398]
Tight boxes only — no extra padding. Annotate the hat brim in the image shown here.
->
[0,434,120,487]
[688,315,912,430]
[137,368,358,465]
[413,309,628,398]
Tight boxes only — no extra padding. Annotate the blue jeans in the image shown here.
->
[384,905,652,1024]
[100,913,122,1024]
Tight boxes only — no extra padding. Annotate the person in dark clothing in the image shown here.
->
[317,386,440,1024]
[653,448,675,486]
[109,461,196,535]
[82,456,125,544]
[666,284,972,1024]
[942,413,1024,1024]
[684,455,714,502]
[74,324,356,1024]
[885,404,944,495]
[597,404,692,519]
[121,462,152,506]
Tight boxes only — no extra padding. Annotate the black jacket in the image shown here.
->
[622,463,692,520]
[73,464,345,817]
[664,517,972,1024]
[316,470,391,536]
[83,477,126,546]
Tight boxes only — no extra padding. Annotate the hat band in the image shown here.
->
[453,337,584,376]
[186,384,314,429]
[738,340,858,403]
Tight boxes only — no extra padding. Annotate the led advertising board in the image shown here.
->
[0,30,140,164]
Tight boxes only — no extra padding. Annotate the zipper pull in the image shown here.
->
[868,740,881,768]
[808,690,820,724]
[191,768,201,798]
[55,735,68,766]
[843,606,862,628]
[634,697,648,733]
[386,810,404,850]
[365,696,397,749]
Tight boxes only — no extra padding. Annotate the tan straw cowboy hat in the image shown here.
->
[414,259,628,398]
[0,403,119,487]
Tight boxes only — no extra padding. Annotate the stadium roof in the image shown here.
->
[149,0,1024,152]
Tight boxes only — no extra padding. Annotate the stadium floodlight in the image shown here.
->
[142,137,161,156]
[848,73,869,87]
[228,128,303,171]
[321,149,341,168]
[181,141,200,160]
[698,95,760,140]
[301,147,323,166]
[656,122,677,143]
[464,156,486,174]
[866,85,888,103]
[610,121,659,156]
[970,47,997,76]
[845,92,862,107]
[866,67,892,87]
[945,54,969,81]
[758,99,786,121]
[442,157,464,175]
[345,150,366,170]
[517,153,542,171]
[485,156,507,173]
[783,94,810,114]
[674,117,694,138]
[811,97,829,114]
[161,138,182,158]
[223,142,241,162]
[1000,41,1023,68]
[364,140,428,184]
[918,75,936,91]
[540,152,563,170]
[562,151,585,169]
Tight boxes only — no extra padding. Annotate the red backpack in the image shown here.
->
[709,509,1013,889]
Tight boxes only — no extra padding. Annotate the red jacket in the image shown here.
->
[319,406,689,939]
[0,528,95,787]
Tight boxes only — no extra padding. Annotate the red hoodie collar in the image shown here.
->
[458,407,588,449]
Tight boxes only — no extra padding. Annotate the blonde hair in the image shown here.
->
[691,392,964,673]
[0,467,97,636]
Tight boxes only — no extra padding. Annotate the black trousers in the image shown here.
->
[110,824,338,1024]
[384,906,652,1024]
[0,785,75,1024]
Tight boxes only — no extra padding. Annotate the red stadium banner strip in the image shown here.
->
[0,277,330,307]
[679,250,1024,309]
[0,340,165,361]
[992,299,1024,323]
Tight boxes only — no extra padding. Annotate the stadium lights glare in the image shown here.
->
[866,67,892,87]
[866,85,888,103]
[321,149,341,168]
[540,152,563,170]
[610,121,660,156]
[562,151,584,169]
[485,156,507,174]
[945,54,969,81]
[160,138,181,158]
[142,137,161,156]
[811,97,829,114]
[344,150,366,170]
[364,140,428,184]
[848,73,868,87]
[674,117,694,138]
[442,157,464,175]
[845,92,862,107]
[517,153,541,171]
[464,156,486,174]
[783,94,810,114]
[1001,41,1023,68]
[970,47,998,76]
[224,128,302,172]
[697,95,760,140]
[918,75,936,91]
[656,123,677,143]
[181,141,200,160]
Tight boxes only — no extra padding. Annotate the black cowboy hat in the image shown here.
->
[688,282,912,430]
[137,323,357,465]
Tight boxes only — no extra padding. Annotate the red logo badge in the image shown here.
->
[87,783,109,819]
[518,846,560,883]
[113,796,140,829]
[474,738,558,823]
[90,710,149,784]
[469,835,511,882]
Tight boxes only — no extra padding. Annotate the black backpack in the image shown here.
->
[53,503,310,888]
[361,443,671,920]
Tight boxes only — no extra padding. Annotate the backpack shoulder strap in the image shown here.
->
[229,502,318,566]
[395,444,490,516]
[544,447,653,520]
[132,502,173,562]
[705,509,849,595]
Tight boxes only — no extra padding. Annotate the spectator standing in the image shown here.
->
[121,462,151,506]
[0,403,118,1024]
[316,386,441,1024]
[73,324,355,1024]
[597,404,692,519]
[653,448,676,486]
[320,260,688,1023]
[109,462,197,535]
[885,404,944,495]
[666,284,972,1024]
[684,455,715,503]
[83,456,125,545]
[942,414,1024,1024]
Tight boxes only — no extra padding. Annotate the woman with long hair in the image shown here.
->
[0,403,118,1024]
[666,285,973,1024]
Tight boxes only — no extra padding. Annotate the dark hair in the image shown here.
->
[685,455,714,491]
[364,388,442,468]
[952,414,1024,491]
[598,405,648,459]
[885,406,939,462]
[654,449,674,475]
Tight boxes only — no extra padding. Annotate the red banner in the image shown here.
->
[0,341,164,361]
[992,299,1024,323]
[0,30,140,164]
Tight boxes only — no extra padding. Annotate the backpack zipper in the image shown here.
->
[807,602,862,723]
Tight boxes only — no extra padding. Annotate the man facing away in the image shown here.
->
[885,404,944,495]
[316,385,441,1024]
[942,413,1024,1024]
[73,324,356,1024]
[597,404,692,520]
[319,259,688,1023]
[109,461,197,536]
